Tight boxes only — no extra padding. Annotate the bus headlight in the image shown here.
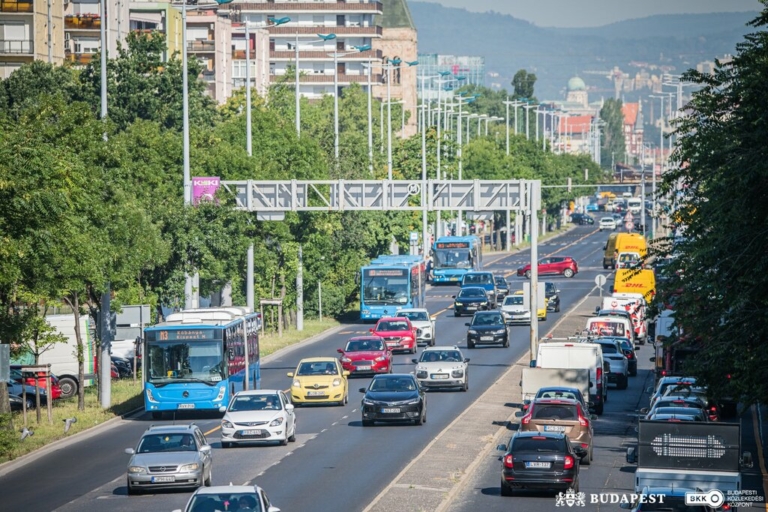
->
[215,386,226,401]
[146,389,158,403]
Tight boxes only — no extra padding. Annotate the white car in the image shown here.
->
[412,346,469,391]
[500,294,531,325]
[599,217,617,231]
[220,390,296,448]
[397,308,435,346]
[179,484,281,512]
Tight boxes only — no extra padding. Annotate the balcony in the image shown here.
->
[201,68,216,80]
[0,0,32,13]
[64,15,101,30]
[187,40,216,52]
[268,26,382,37]
[234,2,382,14]
[0,39,32,54]
[270,73,382,84]
[65,52,94,65]
[270,48,382,60]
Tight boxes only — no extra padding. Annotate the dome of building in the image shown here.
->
[568,76,586,91]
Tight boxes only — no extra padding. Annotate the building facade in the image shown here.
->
[64,0,130,66]
[622,102,644,163]
[0,0,64,77]
[185,9,231,103]
[231,23,269,99]
[129,1,183,61]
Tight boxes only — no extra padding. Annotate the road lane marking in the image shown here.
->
[205,425,221,436]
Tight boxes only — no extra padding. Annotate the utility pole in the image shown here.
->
[297,245,303,331]
[99,0,111,410]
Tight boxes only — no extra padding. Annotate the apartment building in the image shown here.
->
[231,22,269,98]
[0,0,64,78]
[185,9,231,103]
[129,1,183,61]
[64,0,129,66]
[229,0,384,101]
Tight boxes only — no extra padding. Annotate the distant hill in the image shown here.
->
[410,2,757,99]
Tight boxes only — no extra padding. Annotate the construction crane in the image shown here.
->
[583,69,626,99]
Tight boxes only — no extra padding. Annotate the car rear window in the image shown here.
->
[463,274,493,285]
[598,343,619,354]
[538,390,579,401]
[532,404,578,420]
[512,437,565,452]
[655,400,701,409]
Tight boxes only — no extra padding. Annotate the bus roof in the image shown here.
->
[148,307,259,330]
[433,236,480,246]
[367,255,424,268]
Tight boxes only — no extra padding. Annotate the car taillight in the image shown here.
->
[710,406,717,411]
[503,454,514,468]
[596,368,602,385]
[625,352,634,360]
[563,455,575,469]
[521,413,532,425]
[578,412,589,427]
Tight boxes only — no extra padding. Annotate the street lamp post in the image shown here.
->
[287,31,336,136]
[328,46,368,163]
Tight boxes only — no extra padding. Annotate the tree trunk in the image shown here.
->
[65,293,86,411]
[0,375,10,417]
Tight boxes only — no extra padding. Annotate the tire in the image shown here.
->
[362,419,373,427]
[524,270,531,279]
[595,402,604,415]
[58,376,77,399]
[619,375,629,390]
[500,480,514,497]
[151,411,163,420]
[344,392,349,405]
[280,437,288,446]
[582,447,592,466]
[630,366,637,377]
[127,480,139,496]
[571,479,580,493]
[204,467,212,486]
[563,268,575,278]
[24,397,35,410]
[288,425,296,443]
[410,345,417,355]
[503,337,509,348]
[462,379,469,392]
[222,441,231,449]
[454,311,460,317]
[414,409,424,425]
[555,303,560,313]
[467,339,475,349]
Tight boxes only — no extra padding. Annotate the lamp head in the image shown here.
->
[354,44,372,52]
[389,57,402,66]
[406,60,419,66]
[270,16,291,25]
[318,33,337,41]
[213,0,234,4]
[439,71,452,77]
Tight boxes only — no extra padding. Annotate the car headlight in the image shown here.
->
[468,330,477,335]
[455,302,462,306]
[146,389,158,403]
[269,417,284,427]
[405,399,421,405]
[375,356,386,362]
[128,466,146,474]
[332,378,342,387]
[292,379,302,388]
[494,329,506,335]
[480,301,488,305]
[452,369,464,378]
[416,371,428,379]
[362,398,376,406]
[341,357,351,363]
[222,419,234,429]
[179,463,200,473]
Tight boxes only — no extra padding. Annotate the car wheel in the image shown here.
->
[581,449,592,466]
[280,436,288,446]
[127,480,139,496]
[619,375,628,390]
[503,337,509,348]
[58,376,77,399]
[500,480,514,497]
[204,467,212,486]
[389,364,393,374]
[571,479,580,493]
[555,303,560,312]
[344,392,349,405]
[24,397,35,410]
[467,340,475,349]
[462,379,469,392]
[222,441,231,449]
[411,345,417,355]
[362,419,373,427]
[454,311,460,317]
[415,409,424,426]
[563,268,575,278]
[595,402,604,415]
[524,270,531,279]
[288,424,296,443]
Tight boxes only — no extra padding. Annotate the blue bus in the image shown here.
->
[360,255,427,321]
[143,307,261,420]
[431,236,483,284]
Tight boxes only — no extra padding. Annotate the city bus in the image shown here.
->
[360,255,427,321]
[143,307,261,419]
[431,236,483,284]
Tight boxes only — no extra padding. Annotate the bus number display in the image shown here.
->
[365,269,406,277]
[156,330,217,341]
[436,242,469,249]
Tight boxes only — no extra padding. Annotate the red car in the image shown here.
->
[337,336,393,375]
[517,256,579,279]
[370,317,417,354]
[10,366,63,400]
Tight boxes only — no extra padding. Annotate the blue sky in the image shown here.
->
[424,0,760,27]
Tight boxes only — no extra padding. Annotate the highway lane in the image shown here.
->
[1,225,609,512]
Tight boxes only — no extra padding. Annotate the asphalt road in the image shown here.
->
[0,225,611,512]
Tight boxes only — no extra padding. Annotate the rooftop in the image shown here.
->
[378,0,415,29]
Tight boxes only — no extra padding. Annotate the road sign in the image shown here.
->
[624,211,634,221]
[595,274,607,298]
[625,222,634,231]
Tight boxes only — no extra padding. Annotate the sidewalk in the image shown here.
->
[363,286,602,512]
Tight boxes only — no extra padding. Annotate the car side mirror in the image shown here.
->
[218,405,227,414]
[640,408,649,415]
[200,445,212,453]
[465,323,470,327]
[649,357,655,362]
[267,507,282,512]
[646,386,654,394]
[172,509,183,512]
[594,306,600,314]
[452,295,456,299]
[497,444,507,452]
[529,360,536,368]
[286,372,294,378]
[626,446,637,464]
[411,359,418,364]
[464,358,470,363]
[589,381,594,388]
[556,289,560,293]
[369,328,375,334]
[634,346,640,350]
[590,414,598,421]
[125,448,135,455]
[742,451,754,469]
[342,371,350,377]
[337,348,344,354]
[359,387,366,393]
[285,404,294,412]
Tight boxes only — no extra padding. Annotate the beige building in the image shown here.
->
[64,0,130,66]
[185,9,231,104]
[129,1,183,61]
[0,0,64,77]
[230,23,270,99]
[372,0,417,137]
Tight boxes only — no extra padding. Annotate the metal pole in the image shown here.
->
[421,101,429,257]
[506,209,511,253]
[457,100,463,237]
[295,31,300,136]
[334,52,340,161]
[514,103,518,135]
[380,100,384,154]
[247,242,254,310]
[535,110,539,141]
[367,60,373,174]
[436,80,442,237]
[246,23,252,156]
[47,0,52,63]
[529,181,540,363]
[100,290,111,409]
[401,102,406,136]
[297,245,303,331]
[182,2,195,309]
[525,107,530,140]
[318,280,322,321]
[506,98,510,155]
[387,64,393,180]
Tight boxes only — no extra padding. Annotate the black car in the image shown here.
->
[360,374,426,426]
[9,394,24,412]
[494,276,510,300]
[465,311,509,349]
[111,356,133,379]
[498,431,581,496]
[544,282,560,312]
[570,213,594,225]
[452,287,490,317]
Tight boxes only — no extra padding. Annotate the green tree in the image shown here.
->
[511,69,537,100]
[599,98,626,170]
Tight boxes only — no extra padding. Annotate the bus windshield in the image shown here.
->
[434,249,472,269]
[362,273,409,305]
[146,341,225,386]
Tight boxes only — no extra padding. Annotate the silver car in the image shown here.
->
[125,424,213,495]
[178,484,281,512]
[593,339,629,390]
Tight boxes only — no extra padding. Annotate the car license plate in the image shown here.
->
[151,476,175,483]
[306,391,325,396]
[451,277,459,281]
[524,461,551,469]
[357,366,371,371]
[544,425,567,432]
[242,429,263,436]
[382,408,400,413]
[431,374,449,379]
[480,336,494,341]
[178,403,195,409]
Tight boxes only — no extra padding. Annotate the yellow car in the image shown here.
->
[513,290,549,321]
[287,357,350,406]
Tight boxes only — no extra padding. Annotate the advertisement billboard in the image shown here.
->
[192,177,220,205]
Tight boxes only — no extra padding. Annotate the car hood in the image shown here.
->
[129,451,200,467]
[408,320,432,329]
[224,410,282,424]
[468,324,505,332]
[374,330,412,337]
[343,351,387,361]
[416,361,465,371]
[501,305,527,313]
[295,375,340,386]
[364,390,420,403]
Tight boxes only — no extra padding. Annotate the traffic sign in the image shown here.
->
[624,211,634,221]
[595,274,607,298]
[625,222,634,231]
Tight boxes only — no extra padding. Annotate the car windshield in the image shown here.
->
[545,283,556,294]
[369,377,417,392]
[495,277,507,287]
[137,433,196,453]
[296,362,338,376]
[400,311,428,321]
[533,404,578,420]
[658,382,694,396]
[459,288,485,298]
[187,493,263,512]
[463,274,492,285]
[376,321,409,331]
[472,314,504,326]
[588,320,626,337]
[601,218,613,223]
[503,296,524,306]
[346,339,384,352]
[653,407,705,418]
[512,438,565,452]
[229,394,282,412]
[420,350,462,363]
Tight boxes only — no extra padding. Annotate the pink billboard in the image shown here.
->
[192,177,220,205]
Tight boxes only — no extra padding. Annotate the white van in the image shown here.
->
[602,294,647,342]
[627,197,642,214]
[586,315,633,340]
[535,342,609,414]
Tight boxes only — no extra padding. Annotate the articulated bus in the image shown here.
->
[431,236,483,284]
[143,307,261,419]
[360,255,427,321]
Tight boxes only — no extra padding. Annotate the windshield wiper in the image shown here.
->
[151,376,217,387]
